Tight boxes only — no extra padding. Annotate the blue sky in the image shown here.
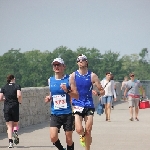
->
[0,0,150,56]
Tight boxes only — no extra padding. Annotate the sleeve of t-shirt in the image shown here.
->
[0,87,4,93]
[125,82,129,89]
[16,84,21,91]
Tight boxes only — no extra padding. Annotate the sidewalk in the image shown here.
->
[0,100,150,150]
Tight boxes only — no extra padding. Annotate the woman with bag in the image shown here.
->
[101,72,116,122]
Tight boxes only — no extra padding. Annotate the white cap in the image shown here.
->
[77,54,87,61]
[52,58,64,64]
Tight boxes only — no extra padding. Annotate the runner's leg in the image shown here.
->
[6,121,13,140]
[13,122,19,145]
[84,115,93,150]
[74,114,84,135]
[65,131,74,150]
[50,115,64,150]
[50,127,59,143]
[64,114,74,150]
[13,122,19,132]
[50,127,65,150]
[74,114,85,147]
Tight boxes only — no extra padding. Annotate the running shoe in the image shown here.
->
[80,135,85,147]
[8,142,14,148]
[135,117,139,121]
[13,132,19,145]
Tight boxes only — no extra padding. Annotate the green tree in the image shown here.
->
[137,48,150,80]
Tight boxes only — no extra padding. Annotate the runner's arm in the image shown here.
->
[0,87,5,101]
[16,85,22,103]
[91,73,105,96]
[0,93,4,101]
[17,90,22,103]
[45,92,52,103]
[68,73,79,99]
[45,79,52,103]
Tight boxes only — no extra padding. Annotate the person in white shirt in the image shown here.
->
[101,72,116,122]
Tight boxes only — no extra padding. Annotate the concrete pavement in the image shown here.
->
[0,100,150,150]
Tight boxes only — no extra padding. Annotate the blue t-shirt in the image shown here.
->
[49,75,72,115]
[72,70,94,108]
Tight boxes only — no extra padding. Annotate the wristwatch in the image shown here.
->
[67,89,71,94]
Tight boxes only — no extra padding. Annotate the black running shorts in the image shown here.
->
[74,108,95,118]
[50,113,75,131]
[4,104,19,122]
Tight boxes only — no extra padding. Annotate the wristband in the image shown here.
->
[67,89,71,94]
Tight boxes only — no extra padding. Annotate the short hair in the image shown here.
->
[105,72,112,75]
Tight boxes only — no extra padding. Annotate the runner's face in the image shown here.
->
[77,59,87,68]
[53,62,65,73]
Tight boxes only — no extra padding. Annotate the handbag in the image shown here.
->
[96,80,110,115]
[96,99,104,115]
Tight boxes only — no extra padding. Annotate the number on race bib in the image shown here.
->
[53,94,67,109]
[73,106,84,113]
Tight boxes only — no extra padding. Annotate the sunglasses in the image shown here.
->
[130,75,134,77]
[53,64,61,67]
[77,58,87,63]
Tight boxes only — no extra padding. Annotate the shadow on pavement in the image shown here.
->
[0,145,55,148]
[0,121,50,141]
[113,100,127,106]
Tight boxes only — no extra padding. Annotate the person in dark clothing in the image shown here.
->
[0,74,22,148]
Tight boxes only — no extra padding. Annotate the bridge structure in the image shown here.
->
[0,100,150,150]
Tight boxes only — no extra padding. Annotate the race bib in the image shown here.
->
[53,94,67,109]
[73,106,84,113]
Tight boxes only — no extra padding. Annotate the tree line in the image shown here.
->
[0,47,149,88]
